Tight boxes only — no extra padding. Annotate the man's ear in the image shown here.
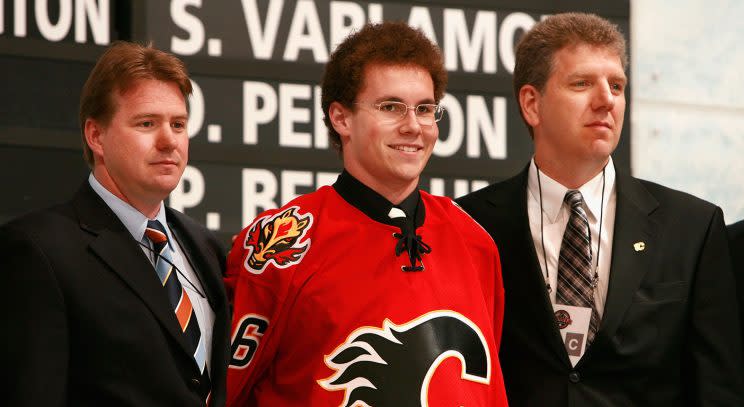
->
[84,118,105,159]
[328,101,353,140]
[519,85,541,128]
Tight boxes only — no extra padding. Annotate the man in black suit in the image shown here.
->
[1,42,229,406]
[457,12,743,406]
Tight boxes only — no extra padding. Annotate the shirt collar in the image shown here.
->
[332,170,424,228]
[527,157,616,223]
[88,173,171,247]
[397,188,420,220]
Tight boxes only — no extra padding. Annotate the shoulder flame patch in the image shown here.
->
[243,206,313,274]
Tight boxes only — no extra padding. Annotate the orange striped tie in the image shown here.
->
[145,220,211,402]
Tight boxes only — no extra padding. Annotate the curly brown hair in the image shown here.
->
[321,21,447,152]
[79,41,192,168]
[513,12,627,136]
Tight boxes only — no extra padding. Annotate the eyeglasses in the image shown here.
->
[354,101,445,126]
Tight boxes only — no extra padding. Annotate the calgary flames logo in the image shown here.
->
[243,206,313,274]
[318,311,490,406]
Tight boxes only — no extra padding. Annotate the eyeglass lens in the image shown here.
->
[377,101,444,125]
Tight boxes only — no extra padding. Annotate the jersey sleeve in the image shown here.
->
[224,205,315,406]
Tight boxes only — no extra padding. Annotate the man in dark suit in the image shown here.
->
[0,42,229,406]
[728,220,744,355]
[457,12,743,406]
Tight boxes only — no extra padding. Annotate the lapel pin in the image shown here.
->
[633,242,645,252]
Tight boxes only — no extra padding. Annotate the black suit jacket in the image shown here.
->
[457,167,744,406]
[727,220,744,358]
[1,182,230,406]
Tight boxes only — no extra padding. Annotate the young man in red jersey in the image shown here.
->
[224,21,508,406]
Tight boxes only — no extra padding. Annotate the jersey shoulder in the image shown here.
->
[227,186,337,278]
[422,191,496,246]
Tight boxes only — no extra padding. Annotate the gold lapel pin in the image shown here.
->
[633,242,645,252]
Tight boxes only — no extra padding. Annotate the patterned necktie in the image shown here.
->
[556,191,600,345]
[145,220,211,401]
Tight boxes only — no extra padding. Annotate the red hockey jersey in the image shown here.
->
[225,175,507,406]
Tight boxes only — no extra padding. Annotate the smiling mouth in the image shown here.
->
[391,145,420,153]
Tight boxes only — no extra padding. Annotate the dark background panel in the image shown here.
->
[184,75,530,177]
[1,0,630,247]
[0,146,89,224]
[0,55,91,131]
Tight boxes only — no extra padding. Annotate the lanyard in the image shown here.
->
[535,163,606,293]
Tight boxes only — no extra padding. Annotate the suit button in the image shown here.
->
[568,371,581,383]
[190,378,201,389]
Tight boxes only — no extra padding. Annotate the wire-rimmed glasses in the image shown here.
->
[354,101,445,126]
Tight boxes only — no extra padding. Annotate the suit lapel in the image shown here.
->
[72,183,202,365]
[489,169,659,365]
[596,172,659,343]
[166,209,226,312]
[166,208,230,391]
[488,169,572,365]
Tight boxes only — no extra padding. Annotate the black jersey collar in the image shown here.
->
[332,170,425,228]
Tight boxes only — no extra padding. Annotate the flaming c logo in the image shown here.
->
[318,311,490,406]
[243,206,313,274]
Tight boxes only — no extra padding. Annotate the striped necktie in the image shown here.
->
[145,220,211,402]
[556,191,600,346]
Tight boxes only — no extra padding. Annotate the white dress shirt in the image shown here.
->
[526,158,617,318]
